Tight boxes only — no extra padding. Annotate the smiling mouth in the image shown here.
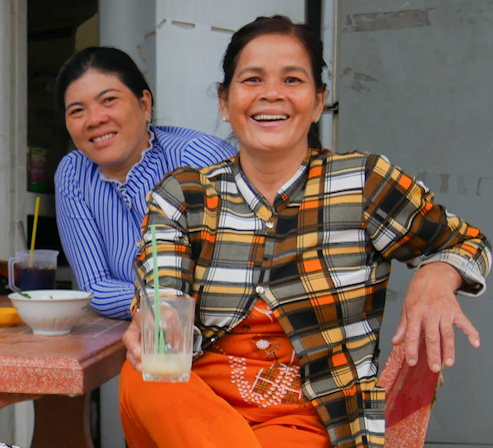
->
[91,132,116,143]
[252,114,289,122]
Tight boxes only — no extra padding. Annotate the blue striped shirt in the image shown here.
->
[55,125,236,319]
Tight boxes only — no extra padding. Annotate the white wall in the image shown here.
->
[99,0,157,97]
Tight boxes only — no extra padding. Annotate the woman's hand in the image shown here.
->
[392,262,480,373]
[123,311,143,372]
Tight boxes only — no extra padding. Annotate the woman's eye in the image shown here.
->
[103,96,117,104]
[67,107,83,116]
[285,76,301,84]
[242,76,261,84]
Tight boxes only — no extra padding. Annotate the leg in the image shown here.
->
[252,414,332,448]
[119,361,262,448]
[31,394,93,448]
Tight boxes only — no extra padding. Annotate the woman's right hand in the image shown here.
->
[123,311,143,372]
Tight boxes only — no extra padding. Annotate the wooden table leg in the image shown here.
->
[31,394,94,448]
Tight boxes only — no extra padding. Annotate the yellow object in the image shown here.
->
[0,307,22,326]
[29,196,41,267]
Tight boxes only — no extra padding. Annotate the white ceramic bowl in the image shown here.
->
[8,289,93,336]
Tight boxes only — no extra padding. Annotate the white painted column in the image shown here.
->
[96,2,146,447]
[99,0,157,96]
[0,0,14,261]
[0,1,34,446]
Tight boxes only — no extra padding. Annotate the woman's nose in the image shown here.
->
[86,106,109,127]
[260,81,284,101]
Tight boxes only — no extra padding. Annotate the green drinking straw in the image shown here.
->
[150,225,166,354]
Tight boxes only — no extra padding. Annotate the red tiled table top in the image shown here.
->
[0,295,129,398]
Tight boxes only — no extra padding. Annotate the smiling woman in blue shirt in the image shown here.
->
[54,47,236,320]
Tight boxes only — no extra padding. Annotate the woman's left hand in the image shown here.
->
[392,262,480,373]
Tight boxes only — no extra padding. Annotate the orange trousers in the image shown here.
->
[119,361,331,448]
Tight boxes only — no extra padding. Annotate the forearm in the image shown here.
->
[60,224,135,319]
[89,278,135,320]
[56,190,135,319]
[364,154,491,292]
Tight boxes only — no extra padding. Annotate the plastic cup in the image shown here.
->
[8,249,59,292]
[141,289,195,382]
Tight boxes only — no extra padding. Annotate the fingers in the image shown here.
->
[439,315,455,368]
[397,308,479,373]
[126,348,143,373]
[423,320,444,372]
[123,312,143,372]
[402,302,448,372]
[425,310,480,371]
[402,310,422,368]
[391,314,407,346]
[454,312,480,348]
[397,263,480,373]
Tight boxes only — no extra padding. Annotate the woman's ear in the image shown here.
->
[313,88,327,123]
[140,90,153,118]
[218,86,229,122]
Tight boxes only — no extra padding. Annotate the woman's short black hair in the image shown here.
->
[55,46,153,112]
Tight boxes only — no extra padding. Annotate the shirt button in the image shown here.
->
[256,286,265,295]
[266,221,274,229]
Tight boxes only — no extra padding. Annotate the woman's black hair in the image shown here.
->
[55,46,153,112]
[219,15,327,95]
[219,15,327,148]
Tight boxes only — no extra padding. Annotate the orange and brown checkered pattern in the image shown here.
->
[133,148,491,448]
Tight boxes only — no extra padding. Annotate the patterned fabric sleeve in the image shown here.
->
[134,172,196,308]
[363,153,492,294]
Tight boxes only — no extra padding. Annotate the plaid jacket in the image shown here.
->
[134,149,491,448]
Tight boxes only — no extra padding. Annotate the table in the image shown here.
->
[0,295,129,448]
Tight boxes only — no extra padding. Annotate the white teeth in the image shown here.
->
[92,133,115,143]
[253,114,288,121]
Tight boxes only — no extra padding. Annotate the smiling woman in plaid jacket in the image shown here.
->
[120,15,491,448]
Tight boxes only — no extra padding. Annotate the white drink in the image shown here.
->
[142,352,192,382]
[140,290,195,382]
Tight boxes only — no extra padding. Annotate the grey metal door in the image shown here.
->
[334,1,493,446]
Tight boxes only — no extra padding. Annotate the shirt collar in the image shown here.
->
[233,150,310,218]
[99,124,156,186]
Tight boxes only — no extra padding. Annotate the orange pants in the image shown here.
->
[119,361,331,448]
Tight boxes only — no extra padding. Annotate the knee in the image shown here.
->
[119,360,192,418]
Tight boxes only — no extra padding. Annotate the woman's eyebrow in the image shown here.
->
[236,65,310,77]
[65,100,83,112]
[65,88,123,111]
[236,66,263,77]
[283,65,310,76]
[96,88,122,98]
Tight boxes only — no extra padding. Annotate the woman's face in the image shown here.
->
[64,69,152,182]
[219,33,325,159]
